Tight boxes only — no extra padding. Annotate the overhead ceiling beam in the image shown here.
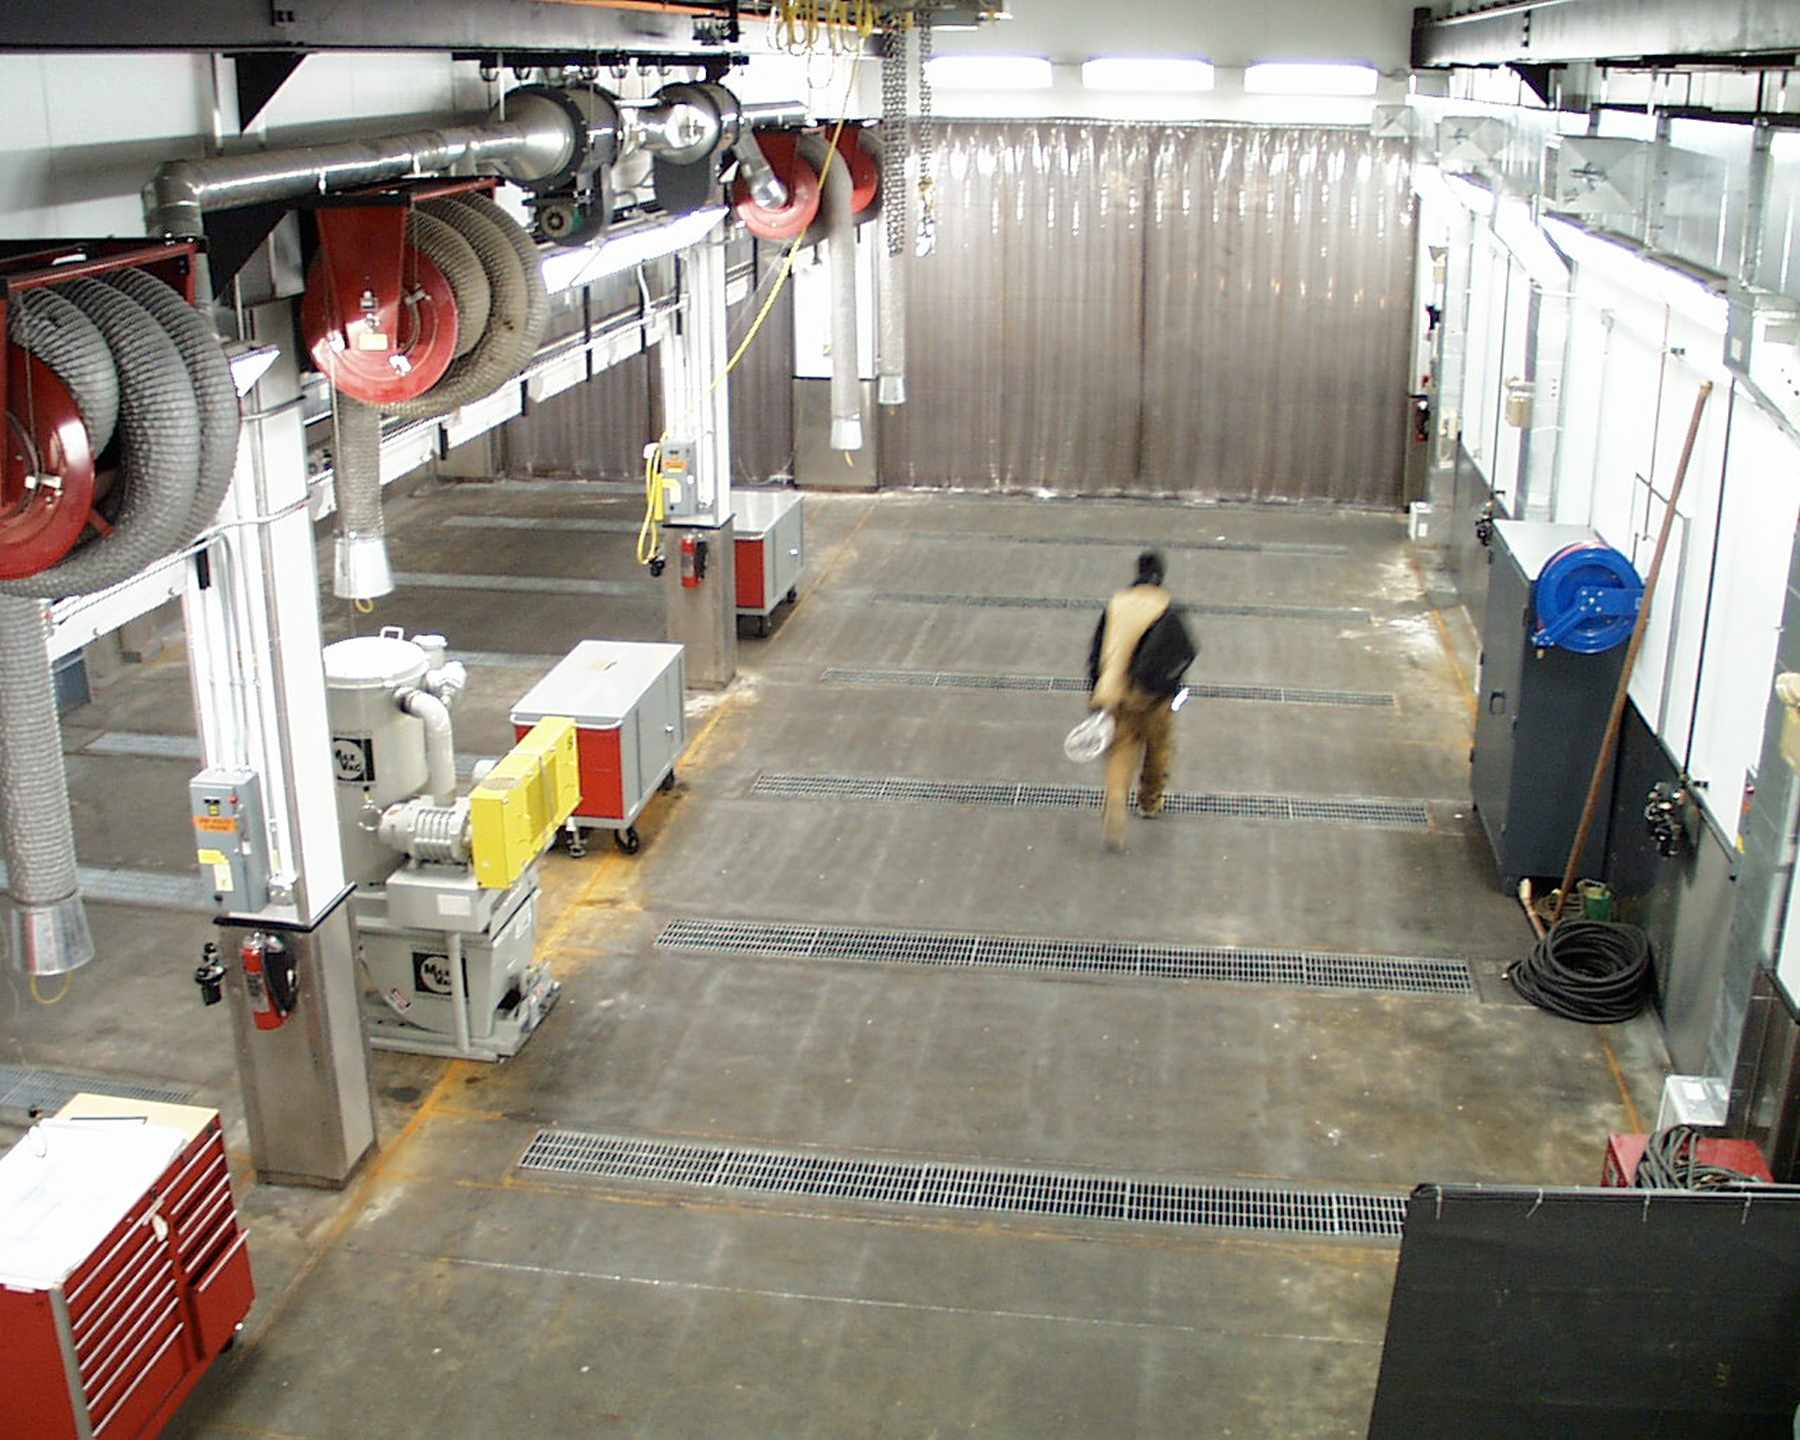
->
[1414,0,1800,69]
[0,0,749,55]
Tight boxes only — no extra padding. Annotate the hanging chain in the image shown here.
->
[879,22,909,259]
[915,18,937,257]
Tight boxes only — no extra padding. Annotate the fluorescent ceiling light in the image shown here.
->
[539,206,726,292]
[924,55,1053,90]
[1081,57,1215,92]
[1244,62,1379,96]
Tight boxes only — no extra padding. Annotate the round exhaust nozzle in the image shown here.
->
[334,533,395,602]
[9,893,94,977]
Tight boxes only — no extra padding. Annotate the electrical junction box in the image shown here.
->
[1436,116,1509,175]
[662,439,700,517]
[189,766,269,910]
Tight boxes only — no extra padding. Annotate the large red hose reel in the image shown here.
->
[0,242,199,581]
[299,180,479,406]
[732,125,880,241]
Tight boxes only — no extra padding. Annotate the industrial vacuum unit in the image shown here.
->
[324,627,579,1060]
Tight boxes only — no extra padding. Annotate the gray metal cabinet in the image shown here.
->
[734,489,804,632]
[1471,520,1626,888]
[510,640,687,854]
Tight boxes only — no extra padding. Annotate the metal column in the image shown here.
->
[185,298,376,1188]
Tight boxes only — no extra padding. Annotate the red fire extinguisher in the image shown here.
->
[241,932,298,1030]
[679,532,706,589]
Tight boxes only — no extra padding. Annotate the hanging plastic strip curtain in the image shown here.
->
[883,121,1416,504]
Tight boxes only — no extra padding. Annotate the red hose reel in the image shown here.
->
[299,193,462,406]
[732,126,882,242]
[0,240,199,581]
[0,349,96,581]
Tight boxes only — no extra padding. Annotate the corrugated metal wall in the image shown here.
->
[881,122,1416,504]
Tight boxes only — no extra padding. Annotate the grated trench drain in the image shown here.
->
[0,1065,193,1118]
[518,1129,1406,1238]
[928,532,1351,557]
[874,592,1373,624]
[820,668,1396,708]
[658,918,1474,997]
[751,774,1431,829]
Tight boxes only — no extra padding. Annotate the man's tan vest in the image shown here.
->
[1091,584,1170,711]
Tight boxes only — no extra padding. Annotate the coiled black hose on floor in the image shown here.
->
[1506,919,1653,1023]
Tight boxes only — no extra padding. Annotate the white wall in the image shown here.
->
[923,0,1418,123]
[1423,171,1800,848]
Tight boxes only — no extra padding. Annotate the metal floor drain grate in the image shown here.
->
[391,572,647,597]
[518,1128,1405,1238]
[0,1065,193,1117]
[658,918,1474,996]
[444,515,641,534]
[751,774,1430,829]
[874,593,1372,624]
[820,669,1395,708]
[927,533,1351,557]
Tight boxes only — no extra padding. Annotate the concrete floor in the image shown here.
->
[1,481,1671,1438]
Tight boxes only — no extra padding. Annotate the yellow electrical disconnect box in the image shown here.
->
[469,716,580,889]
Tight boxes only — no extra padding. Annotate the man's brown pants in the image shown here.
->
[1102,688,1172,849]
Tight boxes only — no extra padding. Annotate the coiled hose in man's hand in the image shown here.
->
[1506,919,1653,1024]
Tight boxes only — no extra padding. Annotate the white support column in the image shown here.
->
[658,236,739,688]
[185,298,376,1188]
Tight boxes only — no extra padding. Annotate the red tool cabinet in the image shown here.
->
[0,1094,255,1440]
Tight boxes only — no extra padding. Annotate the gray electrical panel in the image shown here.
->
[1470,521,1627,889]
[189,767,271,911]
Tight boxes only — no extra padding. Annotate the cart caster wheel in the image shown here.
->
[566,829,587,859]
[786,586,798,604]
[614,826,642,855]
[660,769,676,792]
[755,616,770,637]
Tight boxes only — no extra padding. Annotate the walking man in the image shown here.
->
[1088,550,1197,851]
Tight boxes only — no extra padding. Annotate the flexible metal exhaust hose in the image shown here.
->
[6,288,120,455]
[409,209,490,361]
[0,597,80,911]
[798,134,862,451]
[383,195,542,420]
[0,276,202,973]
[449,192,550,370]
[103,269,241,545]
[0,279,201,598]
[332,394,385,551]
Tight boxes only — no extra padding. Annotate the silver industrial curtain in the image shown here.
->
[880,122,1415,504]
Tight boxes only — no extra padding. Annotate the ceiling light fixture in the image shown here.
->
[1080,57,1215,92]
[1243,62,1379,97]
[924,55,1054,90]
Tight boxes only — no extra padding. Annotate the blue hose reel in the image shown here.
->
[1530,541,1643,653]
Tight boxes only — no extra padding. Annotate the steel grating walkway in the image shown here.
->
[924,532,1351,557]
[518,1128,1407,1238]
[657,917,1475,996]
[0,1065,193,1117]
[820,668,1396,708]
[874,592,1373,623]
[751,773,1432,829]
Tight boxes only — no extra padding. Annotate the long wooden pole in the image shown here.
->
[1551,380,1713,925]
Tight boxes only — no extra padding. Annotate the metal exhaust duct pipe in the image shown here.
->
[799,133,862,452]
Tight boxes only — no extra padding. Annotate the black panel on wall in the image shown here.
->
[1368,1184,1800,1438]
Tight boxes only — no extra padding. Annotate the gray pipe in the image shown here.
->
[147,112,574,238]
[799,134,862,451]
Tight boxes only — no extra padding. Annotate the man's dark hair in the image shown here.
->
[1135,550,1166,586]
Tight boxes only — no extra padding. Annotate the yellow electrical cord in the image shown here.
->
[31,971,73,1005]
[637,43,867,569]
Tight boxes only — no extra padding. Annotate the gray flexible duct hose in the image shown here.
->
[799,134,863,451]
[409,209,489,361]
[103,269,240,545]
[0,278,201,598]
[331,395,388,600]
[449,192,549,368]
[383,198,532,420]
[6,289,119,455]
[0,595,89,973]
